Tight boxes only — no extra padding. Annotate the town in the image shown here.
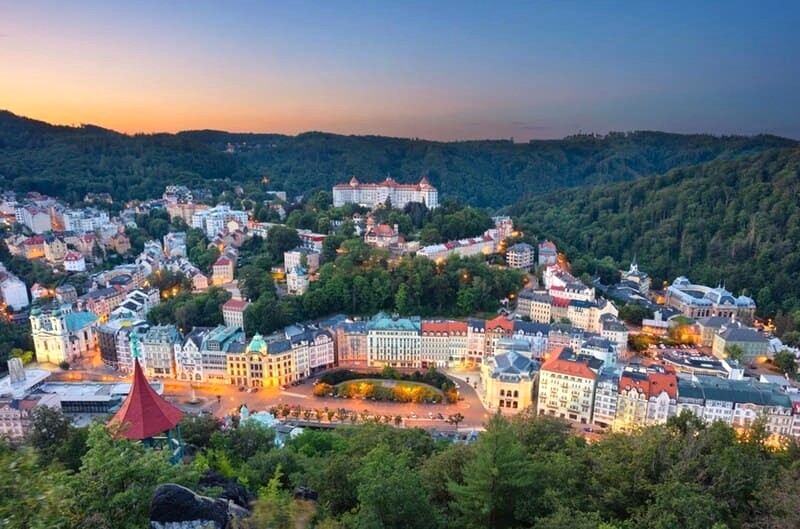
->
[1,178,798,445]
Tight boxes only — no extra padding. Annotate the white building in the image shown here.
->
[284,248,320,273]
[332,176,438,209]
[222,298,250,330]
[537,347,603,424]
[0,267,29,310]
[30,305,99,365]
[191,205,248,238]
[506,243,534,270]
[63,251,87,272]
[287,267,309,296]
[367,312,422,368]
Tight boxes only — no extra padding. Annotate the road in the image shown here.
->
[56,354,491,429]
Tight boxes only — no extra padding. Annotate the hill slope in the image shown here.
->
[180,129,796,207]
[510,146,800,316]
[0,110,795,206]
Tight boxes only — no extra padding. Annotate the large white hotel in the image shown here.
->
[332,177,438,209]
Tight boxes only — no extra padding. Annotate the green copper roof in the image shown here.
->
[65,311,98,332]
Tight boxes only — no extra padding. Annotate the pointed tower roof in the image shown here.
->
[419,176,431,187]
[349,176,359,186]
[108,359,183,440]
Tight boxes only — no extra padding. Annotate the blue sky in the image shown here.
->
[1,0,798,139]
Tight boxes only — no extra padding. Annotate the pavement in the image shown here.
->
[53,352,492,429]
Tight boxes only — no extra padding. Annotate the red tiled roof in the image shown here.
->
[64,251,83,261]
[24,236,45,245]
[422,320,468,334]
[214,256,231,266]
[542,348,598,380]
[485,315,514,332]
[108,359,183,440]
[223,299,249,311]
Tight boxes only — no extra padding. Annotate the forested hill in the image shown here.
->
[1,110,796,207]
[510,146,800,317]
[180,129,795,207]
[0,111,246,203]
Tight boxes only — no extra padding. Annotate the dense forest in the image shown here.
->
[1,110,795,207]
[6,407,800,529]
[510,146,800,321]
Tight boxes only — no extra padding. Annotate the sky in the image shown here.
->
[1,1,799,141]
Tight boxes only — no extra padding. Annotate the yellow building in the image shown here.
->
[481,350,539,413]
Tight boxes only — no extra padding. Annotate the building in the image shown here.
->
[599,315,629,358]
[108,232,132,255]
[364,222,400,248]
[420,320,468,367]
[97,318,147,370]
[199,325,246,383]
[620,259,651,295]
[332,176,438,209]
[334,321,369,366]
[191,205,248,238]
[284,247,320,273]
[0,267,29,310]
[416,233,499,262]
[30,304,99,364]
[109,288,160,320]
[538,240,558,266]
[711,325,769,365]
[22,236,45,259]
[163,185,193,204]
[697,316,731,347]
[212,255,235,285]
[506,243,534,270]
[298,231,327,253]
[140,325,182,378]
[80,287,124,321]
[55,284,78,304]
[20,207,52,234]
[613,364,678,432]
[537,347,603,424]
[222,298,250,330]
[174,326,210,381]
[481,350,539,413]
[677,375,793,436]
[43,235,68,263]
[367,312,421,368]
[286,266,310,296]
[484,315,515,357]
[592,369,620,428]
[580,336,618,368]
[63,251,87,272]
[666,277,756,321]
[163,232,187,258]
[228,334,296,388]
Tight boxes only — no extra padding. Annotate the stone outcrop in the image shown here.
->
[150,483,249,529]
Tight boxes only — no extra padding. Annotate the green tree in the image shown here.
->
[348,445,439,529]
[246,466,295,529]
[450,414,532,529]
[773,350,798,378]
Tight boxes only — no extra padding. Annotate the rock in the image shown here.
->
[293,486,318,501]
[198,470,253,509]
[150,483,249,529]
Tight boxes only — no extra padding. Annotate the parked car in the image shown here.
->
[238,386,246,392]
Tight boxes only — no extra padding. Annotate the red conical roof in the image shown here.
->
[108,359,183,440]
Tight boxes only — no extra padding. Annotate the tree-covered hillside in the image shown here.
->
[0,111,247,204]
[511,146,800,318]
[181,129,796,207]
[1,110,795,207]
